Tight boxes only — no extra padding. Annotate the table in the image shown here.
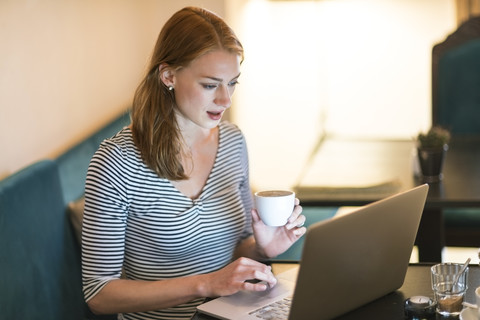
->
[294,136,480,262]
[192,263,480,320]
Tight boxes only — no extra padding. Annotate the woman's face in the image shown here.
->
[170,49,241,131]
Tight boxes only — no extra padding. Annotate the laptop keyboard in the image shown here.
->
[249,296,292,320]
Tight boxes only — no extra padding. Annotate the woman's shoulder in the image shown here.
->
[218,121,248,156]
[94,127,139,162]
[219,121,244,139]
[88,127,160,186]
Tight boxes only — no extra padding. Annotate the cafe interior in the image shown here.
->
[1,0,480,318]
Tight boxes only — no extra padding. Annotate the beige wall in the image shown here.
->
[233,0,456,191]
[0,0,226,179]
[0,0,459,189]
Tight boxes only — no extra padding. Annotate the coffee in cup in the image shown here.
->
[254,190,295,226]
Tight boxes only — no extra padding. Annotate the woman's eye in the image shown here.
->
[229,80,239,87]
[202,84,217,89]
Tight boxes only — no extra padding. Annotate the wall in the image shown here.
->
[0,0,460,191]
[0,0,225,179]
[232,0,457,191]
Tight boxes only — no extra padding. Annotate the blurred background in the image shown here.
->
[1,0,478,190]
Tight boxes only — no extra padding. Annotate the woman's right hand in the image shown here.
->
[202,257,277,297]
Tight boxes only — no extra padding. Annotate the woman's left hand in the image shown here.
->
[251,198,306,259]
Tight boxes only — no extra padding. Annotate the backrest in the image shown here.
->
[57,111,130,205]
[432,16,480,135]
[0,160,84,319]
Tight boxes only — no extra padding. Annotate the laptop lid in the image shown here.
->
[289,184,428,319]
[197,184,428,320]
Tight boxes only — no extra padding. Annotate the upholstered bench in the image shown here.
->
[272,206,339,262]
[0,160,85,319]
[0,111,130,319]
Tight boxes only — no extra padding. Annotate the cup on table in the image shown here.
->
[254,190,295,227]
[430,263,469,316]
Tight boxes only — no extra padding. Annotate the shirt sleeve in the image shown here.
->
[81,142,129,302]
[238,133,254,239]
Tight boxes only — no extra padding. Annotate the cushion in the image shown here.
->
[68,196,85,245]
[57,111,130,205]
[0,160,85,319]
[437,39,480,135]
[271,207,338,262]
[444,208,480,228]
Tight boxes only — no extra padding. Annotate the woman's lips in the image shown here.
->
[207,110,223,120]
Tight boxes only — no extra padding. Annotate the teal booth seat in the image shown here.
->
[437,39,480,246]
[432,16,480,247]
[436,38,480,135]
[0,112,130,319]
[57,111,131,206]
[271,207,338,262]
[444,208,480,247]
[0,160,85,319]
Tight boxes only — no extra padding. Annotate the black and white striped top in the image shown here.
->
[82,121,253,320]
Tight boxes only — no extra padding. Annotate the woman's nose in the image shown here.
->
[214,85,232,108]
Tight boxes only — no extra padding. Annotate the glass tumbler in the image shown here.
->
[431,263,469,316]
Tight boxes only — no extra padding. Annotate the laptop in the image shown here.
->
[196,184,429,320]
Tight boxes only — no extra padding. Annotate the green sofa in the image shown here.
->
[0,111,130,319]
[432,16,480,248]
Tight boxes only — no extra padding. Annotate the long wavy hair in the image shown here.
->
[131,7,244,180]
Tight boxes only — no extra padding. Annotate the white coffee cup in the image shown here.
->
[254,190,295,226]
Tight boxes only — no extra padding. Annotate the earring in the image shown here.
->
[168,86,174,91]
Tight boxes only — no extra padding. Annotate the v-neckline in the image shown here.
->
[169,124,223,201]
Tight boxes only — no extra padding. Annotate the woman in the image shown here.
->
[82,6,306,320]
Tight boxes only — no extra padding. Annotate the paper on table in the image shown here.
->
[294,139,402,198]
[294,179,401,201]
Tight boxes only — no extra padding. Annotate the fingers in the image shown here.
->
[287,214,306,229]
[242,269,277,291]
[291,224,307,237]
[210,257,277,296]
[233,258,277,291]
[286,200,305,230]
[251,208,261,223]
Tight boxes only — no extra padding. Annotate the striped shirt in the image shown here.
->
[82,121,253,320]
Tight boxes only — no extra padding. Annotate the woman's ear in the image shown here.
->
[159,63,175,88]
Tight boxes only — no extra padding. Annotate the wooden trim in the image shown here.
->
[456,0,480,25]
